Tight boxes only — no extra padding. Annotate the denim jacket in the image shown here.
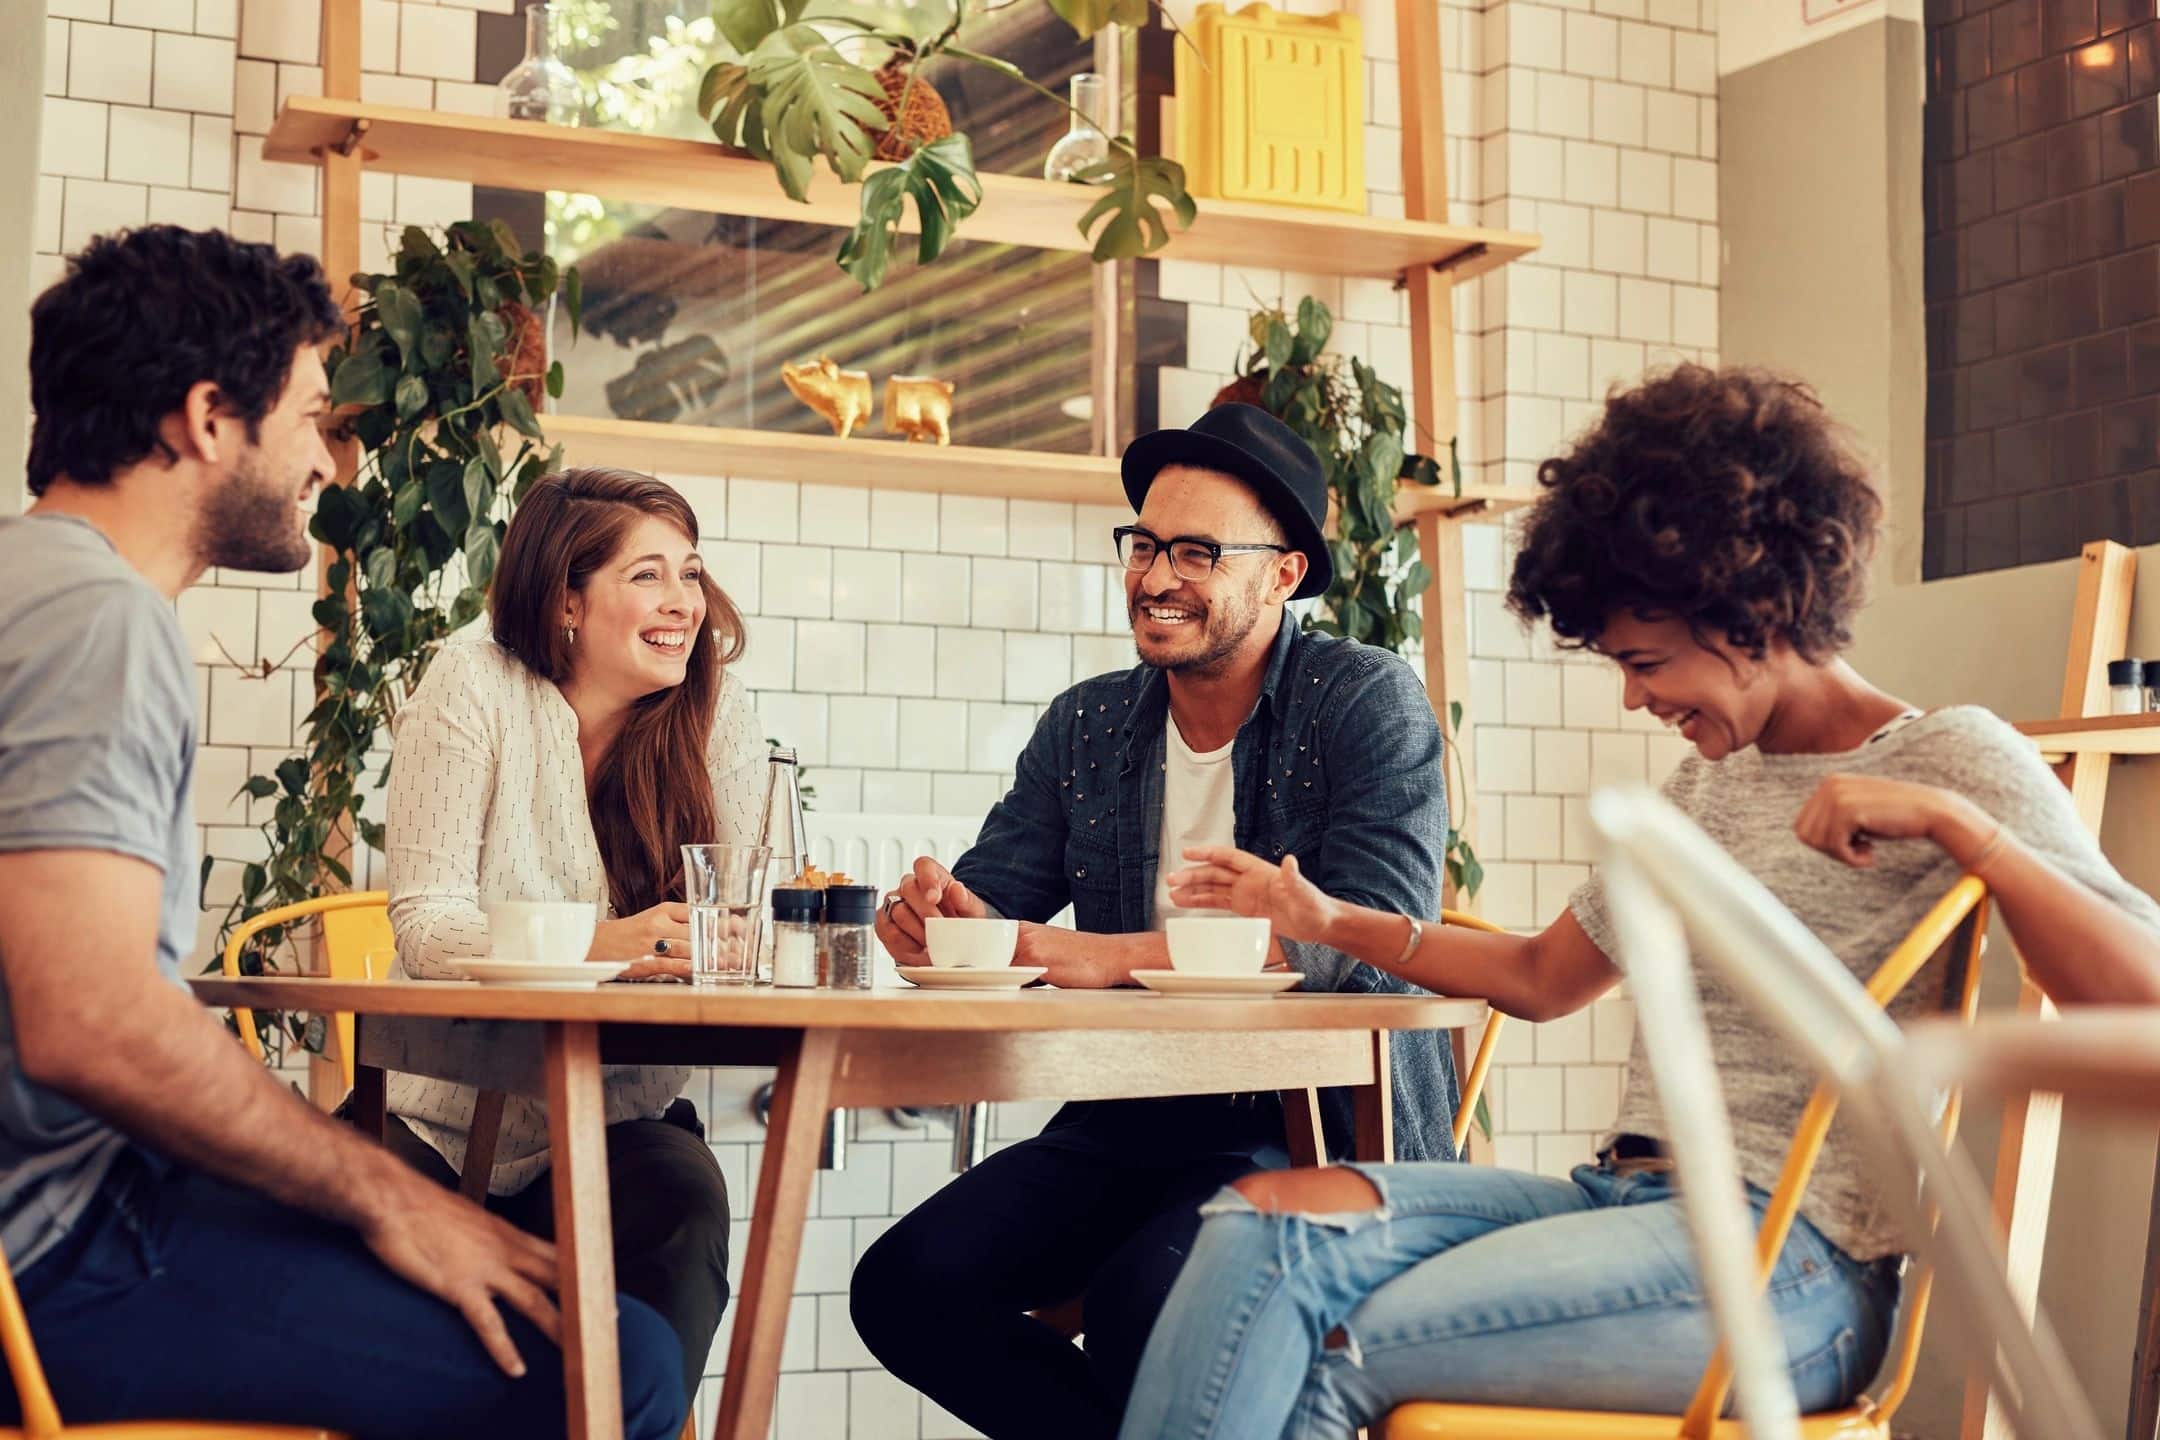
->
[951,614,1459,1162]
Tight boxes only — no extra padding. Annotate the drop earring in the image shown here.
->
[563,624,576,646]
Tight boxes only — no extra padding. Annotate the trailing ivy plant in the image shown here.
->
[1216,296,1484,905]
[206,221,579,1062]
[700,0,1195,291]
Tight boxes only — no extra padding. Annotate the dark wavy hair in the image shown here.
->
[27,226,344,496]
[490,469,749,917]
[1506,364,1883,663]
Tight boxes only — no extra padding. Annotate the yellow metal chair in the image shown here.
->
[222,892,394,1094]
[1440,911,1508,1160]
[0,1232,340,1439]
[1385,879,1990,1440]
[222,894,504,1194]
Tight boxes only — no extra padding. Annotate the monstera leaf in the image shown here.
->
[748,25,886,200]
[1074,149,1197,261]
[605,334,734,424]
[837,134,984,291]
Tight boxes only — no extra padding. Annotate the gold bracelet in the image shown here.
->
[1390,914,1423,970]
[1967,820,2009,876]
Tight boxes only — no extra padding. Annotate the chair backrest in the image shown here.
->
[1591,787,2102,1440]
[222,892,392,1092]
[0,1234,62,1436]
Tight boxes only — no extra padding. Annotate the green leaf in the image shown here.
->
[1361,429,1405,490]
[360,587,413,640]
[1399,560,1433,598]
[837,134,984,291]
[364,546,396,591]
[275,755,309,796]
[745,25,885,200]
[391,480,423,529]
[463,525,501,589]
[394,373,428,421]
[546,360,565,400]
[1043,0,1149,38]
[463,456,493,521]
[311,484,360,549]
[1264,317,1293,371]
[714,0,793,54]
[426,461,470,537]
[241,863,266,902]
[1449,700,1464,732]
[329,344,392,408]
[1074,150,1197,261]
[376,282,424,363]
[242,775,279,800]
[1295,296,1333,359]
[499,386,544,440]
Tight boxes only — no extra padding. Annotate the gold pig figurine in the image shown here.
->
[884,375,956,446]
[781,356,873,439]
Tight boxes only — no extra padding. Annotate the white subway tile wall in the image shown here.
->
[25,0,1716,1430]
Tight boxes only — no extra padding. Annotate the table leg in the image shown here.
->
[546,1021,619,1440]
[716,1027,839,1440]
[1280,1088,1326,1168]
[1352,1031,1394,1165]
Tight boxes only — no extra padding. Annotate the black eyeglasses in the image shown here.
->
[1113,525,1291,583]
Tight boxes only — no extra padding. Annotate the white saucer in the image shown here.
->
[1131,968,1302,996]
[895,965,1049,989]
[444,959,633,988]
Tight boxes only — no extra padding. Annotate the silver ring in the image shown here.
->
[879,894,903,924]
[653,938,670,955]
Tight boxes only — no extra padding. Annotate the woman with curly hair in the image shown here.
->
[1113,365,2160,1439]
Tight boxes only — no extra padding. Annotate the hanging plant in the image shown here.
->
[1214,295,1483,905]
[204,220,580,1062]
[699,0,1196,291]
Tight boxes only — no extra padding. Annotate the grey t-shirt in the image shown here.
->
[1571,705,2160,1261]
[0,513,198,1270]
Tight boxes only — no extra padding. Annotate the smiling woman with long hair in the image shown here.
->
[377,467,761,1406]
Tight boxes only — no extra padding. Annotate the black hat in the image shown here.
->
[1120,403,1333,602]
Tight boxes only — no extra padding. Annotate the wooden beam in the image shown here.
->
[1963,540,2136,1440]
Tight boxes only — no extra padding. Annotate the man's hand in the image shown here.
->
[1016,924,1159,988]
[875,855,988,963]
[358,1165,563,1376]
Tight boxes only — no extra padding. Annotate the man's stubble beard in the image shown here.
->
[196,443,313,575]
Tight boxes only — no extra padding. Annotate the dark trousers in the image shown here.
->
[377,1096,730,1409]
[849,1095,1289,1440]
[1,1150,685,1440]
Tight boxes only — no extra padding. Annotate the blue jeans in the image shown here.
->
[1117,1159,1902,1440]
[1,1151,686,1440]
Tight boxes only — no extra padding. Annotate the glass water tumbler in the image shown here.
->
[681,844,771,985]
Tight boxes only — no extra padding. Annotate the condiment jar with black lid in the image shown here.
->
[771,887,824,988]
[822,884,879,990]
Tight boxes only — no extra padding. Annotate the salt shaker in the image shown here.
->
[771,887,824,988]
[822,884,878,990]
[2109,659,2146,716]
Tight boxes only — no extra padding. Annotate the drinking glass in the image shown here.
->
[681,844,771,985]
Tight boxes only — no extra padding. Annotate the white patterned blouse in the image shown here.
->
[382,630,766,1195]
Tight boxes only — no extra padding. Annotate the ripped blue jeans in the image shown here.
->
[1115,1159,1901,1440]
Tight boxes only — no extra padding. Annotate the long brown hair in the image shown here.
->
[489,467,748,915]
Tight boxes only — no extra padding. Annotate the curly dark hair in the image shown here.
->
[27,225,344,496]
[1506,364,1883,663]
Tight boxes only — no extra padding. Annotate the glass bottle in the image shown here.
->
[755,748,811,984]
[823,885,879,989]
[497,4,580,126]
[1043,72,1112,182]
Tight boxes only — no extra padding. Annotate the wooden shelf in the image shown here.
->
[265,98,1542,282]
[544,412,1537,518]
[2015,712,2160,760]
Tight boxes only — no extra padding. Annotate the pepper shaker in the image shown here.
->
[822,884,879,990]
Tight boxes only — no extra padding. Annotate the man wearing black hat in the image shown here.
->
[851,404,1454,1440]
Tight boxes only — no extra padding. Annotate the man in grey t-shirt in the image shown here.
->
[0,226,683,1439]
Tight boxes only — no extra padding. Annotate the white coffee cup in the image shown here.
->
[486,900,599,967]
[1165,917,1271,975]
[923,916,1020,969]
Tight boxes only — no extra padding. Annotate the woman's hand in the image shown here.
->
[1165,846,1341,945]
[1794,775,1993,870]
[590,901,694,979]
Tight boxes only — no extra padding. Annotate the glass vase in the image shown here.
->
[497,4,580,126]
[1043,72,1112,182]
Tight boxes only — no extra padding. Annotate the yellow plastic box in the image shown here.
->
[1174,2,1366,214]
